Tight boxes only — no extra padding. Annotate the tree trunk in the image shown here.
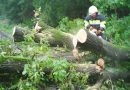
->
[0,59,130,83]
[13,26,74,49]
[12,27,130,60]
[34,30,74,49]
[73,29,130,61]
[12,26,25,42]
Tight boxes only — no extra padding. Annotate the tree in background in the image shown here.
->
[90,0,130,17]
[33,0,91,27]
[0,0,91,26]
[0,0,34,23]
[0,0,129,28]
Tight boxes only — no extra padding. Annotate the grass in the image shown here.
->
[0,19,14,33]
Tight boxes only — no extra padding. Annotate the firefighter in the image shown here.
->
[84,5,106,38]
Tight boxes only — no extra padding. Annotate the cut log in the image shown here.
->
[103,68,130,82]
[73,29,130,61]
[12,27,130,61]
[0,55,100,74]
[12,26,32,42]
[34,21,42,32]
[34,30,74,49]
[12,27,74,49]
[76,29,87,43]
[12,26,25,42]
[34,29,130,61]
[0,56,130,82]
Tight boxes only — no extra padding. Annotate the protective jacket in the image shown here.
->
[84,14,106,30]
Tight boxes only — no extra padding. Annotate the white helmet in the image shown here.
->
[88,5,98,15]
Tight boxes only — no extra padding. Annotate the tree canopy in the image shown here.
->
[0,0,129,26]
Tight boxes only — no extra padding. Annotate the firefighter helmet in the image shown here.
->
[88,5,98,15]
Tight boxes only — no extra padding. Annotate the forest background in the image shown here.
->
[0,0,130,90]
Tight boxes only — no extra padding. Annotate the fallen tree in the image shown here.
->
[0,57,130,90]
[73,29,130,61]
[12,26,74,49]
[9,27,130,89]
[12,27,130,61]
[0,56,130,82]
[0,55,130,82]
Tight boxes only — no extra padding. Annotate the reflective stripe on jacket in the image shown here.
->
[84,14,106,30]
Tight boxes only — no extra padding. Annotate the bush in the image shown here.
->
[58,17,84,33]
[106,15,130,46]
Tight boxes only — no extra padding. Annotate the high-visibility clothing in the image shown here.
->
[84,14,106,30]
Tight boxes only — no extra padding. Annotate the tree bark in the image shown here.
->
[34,30,74,49]
[12,27,130,60]
[12,26,25,42]
[12,26,74,49]
[73,29,130,61]
[0,57,130,82]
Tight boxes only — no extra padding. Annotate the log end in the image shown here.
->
[12,26,25,42]
[76,29,87,43]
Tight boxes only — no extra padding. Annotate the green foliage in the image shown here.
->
[59,65,88,89]
[17,79,37,90]
[0,85,4,90]
[58,17,84,33]
[90,0,130,17]
[0,0,90,26]
[52,60,69,82]
[19,57,69,89]
[33,0,90,27]
[0,20,13,33]
[0,1,7,15]
[51,30,64,42]
[15,42,49,58]
[0,0,130,89]
[4,0,34,23]
[6,55,88,90]
[0,40,12,56]
[103,79,128,90]
[106,15,130,46]
[1,0,130,27]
